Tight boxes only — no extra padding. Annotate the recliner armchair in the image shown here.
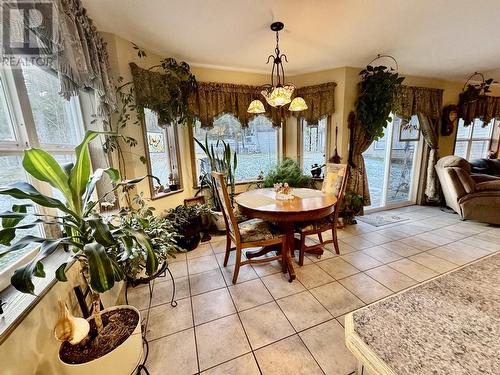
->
[435,155,500,224]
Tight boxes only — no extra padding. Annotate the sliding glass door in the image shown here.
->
[363,115,423,211]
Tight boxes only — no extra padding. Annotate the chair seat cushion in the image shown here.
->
[295,215,334,232]
[238,218,282,242]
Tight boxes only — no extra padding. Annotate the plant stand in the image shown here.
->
[135,336,151,375]
[125,262,178,308]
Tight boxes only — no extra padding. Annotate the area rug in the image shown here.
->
[356,213,409,227]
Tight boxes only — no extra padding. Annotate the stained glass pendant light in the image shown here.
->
[248,22,307,113]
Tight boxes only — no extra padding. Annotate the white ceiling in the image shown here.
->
[82,0,500,81]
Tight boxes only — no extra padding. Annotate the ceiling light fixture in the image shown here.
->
[247,21,307,114]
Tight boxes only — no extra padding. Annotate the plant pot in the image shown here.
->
[58,305,142,375]
[210,209,226,232]
[169,184,178,191]
[177,215,202,251]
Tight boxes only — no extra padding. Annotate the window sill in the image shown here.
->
[0,249,72,345]
[150,189,184,201]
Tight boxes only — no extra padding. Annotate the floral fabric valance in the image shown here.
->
[458,94,500,126]
[294,82,336,125]
[14,0,117,119]
[187,82,283,128]
[392,85,443,121]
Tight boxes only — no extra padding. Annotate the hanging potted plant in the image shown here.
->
[194,135,237,232]
[0,131,160,375]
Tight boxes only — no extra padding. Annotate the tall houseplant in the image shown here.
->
[0,131,158,373]
[263,158,312,188]
[194,135,237,231]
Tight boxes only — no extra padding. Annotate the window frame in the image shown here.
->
[297,116,331,173]
[140,109,183,200]
[453,118,495,160]
[189,114,282,188]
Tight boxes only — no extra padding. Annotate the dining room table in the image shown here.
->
[235,187,337,282]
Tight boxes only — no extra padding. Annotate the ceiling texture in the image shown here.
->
[82,0,500,81]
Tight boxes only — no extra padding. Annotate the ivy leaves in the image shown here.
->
[356,65,405,140]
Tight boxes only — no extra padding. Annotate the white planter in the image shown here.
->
[211,210,227,232]
[0,246,38,292]
[59,305,143,375]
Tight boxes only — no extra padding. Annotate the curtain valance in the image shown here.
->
[294,82,336,125]
[187,82,283,128]
[393,85,443,121]
[458,94,500,126]
[16,0,116,119]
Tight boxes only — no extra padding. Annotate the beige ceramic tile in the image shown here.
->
[210,239,232,254]
[317,257,360,279]
[414,232,454,247]
[201,353,260,375]
[399,236,437,251]
[427,244,488,266]
[251,259,283,277]
[188,255,219,275]
[362,245,402,263]
[365,265,417,292]
[148,328,198,375]
[374,228,409,240]
[196,314,251,371]
[239,302,295,349]
[409,252,458,273]
[338,273,393,304]
[459,236,500,253]
[152,276,190,306]
[221,263,259,284]
[215,250,236,267]
[164,260,188,279]
[187,242,214,259]
[336,314,346,327]
[341,251,382,271]
[381,240,422,257]
[254,335,324,375]
[228,278,273,311]
[310,282,364,317]
[127,284,152,311]
[388,258,438,282]
[276,291,332,331]
[146,298,193,340]
[299,319,357,375]
[324,240,358,254]
[189,268,226,296]
[261,272,306,299]
[294,263,335,288]
[192,288,236,325]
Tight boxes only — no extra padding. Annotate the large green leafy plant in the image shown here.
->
[0,131,158,332]
[194,135,237,209]
[263,158,312,188]
[116,194,184,280]
[356,65,405,140]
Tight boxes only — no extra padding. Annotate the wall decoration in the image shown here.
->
[441,105,458,136]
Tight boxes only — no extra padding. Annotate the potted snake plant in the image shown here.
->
[0,131,159,375]
[194,135,237,231]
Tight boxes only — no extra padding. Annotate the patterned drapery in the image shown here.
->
[16,0,117,119]
[187,82,283,128]
[393,85,443,203]
[458,94,500,126]
[294,82,336,125]
[392,85,443,122]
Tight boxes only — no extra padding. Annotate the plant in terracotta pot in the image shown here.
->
[164,204,209,251]
[0,131,159,374]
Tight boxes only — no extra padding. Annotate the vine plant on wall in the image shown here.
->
[98,43,197,205]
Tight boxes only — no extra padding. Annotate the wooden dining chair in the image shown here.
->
[295,163,349,266]
[211,172,287,283]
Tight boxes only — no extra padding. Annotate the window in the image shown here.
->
[142,108,182,197]
[193,114,279,182]
[454,118,495,160]
[300,118,327,173]
[0,65,85,273]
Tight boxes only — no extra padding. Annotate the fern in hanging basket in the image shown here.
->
[356,65,404,140]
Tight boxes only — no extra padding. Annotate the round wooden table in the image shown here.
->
[235,188,337,281]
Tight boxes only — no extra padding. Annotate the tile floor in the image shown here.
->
[128,205,500,375]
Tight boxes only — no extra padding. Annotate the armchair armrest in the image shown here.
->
[476,180,500,192]
[471,174,500,183]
